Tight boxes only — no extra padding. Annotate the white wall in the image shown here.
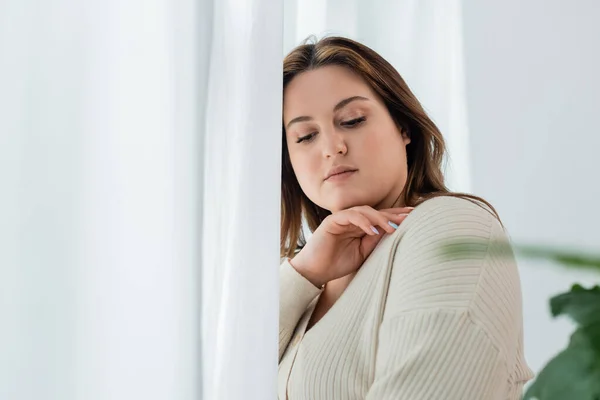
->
[462,0,600,374]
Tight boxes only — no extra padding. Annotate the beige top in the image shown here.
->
[278,196,534,399]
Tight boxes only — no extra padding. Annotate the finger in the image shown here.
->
[379,206,415,214]
[376,211,411,232]
[345,210,381,236]
[380,211,411,222]
[359,226,387,258]
[381,212,410,232]
[354,207,400,234]
[329,210,378,236]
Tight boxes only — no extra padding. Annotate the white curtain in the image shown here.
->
[284,0,472,193]
[200,0,282,399]
[1,0,282,399]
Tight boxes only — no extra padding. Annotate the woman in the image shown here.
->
[278,36,534,399]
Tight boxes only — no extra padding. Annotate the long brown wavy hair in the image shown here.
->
[281,35,501,259]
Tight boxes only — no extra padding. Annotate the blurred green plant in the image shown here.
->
[516,245,600,400]
[442,241,600,400]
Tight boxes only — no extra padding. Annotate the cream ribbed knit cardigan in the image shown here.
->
[278,196,534,399]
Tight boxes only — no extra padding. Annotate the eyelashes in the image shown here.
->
[342,116,366,127]
[296,133,315,144]
[296,116,366,144]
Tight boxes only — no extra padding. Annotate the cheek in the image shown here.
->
[359,131,382,155]
[289,149,321,190]
[360,126,407,170]
[356,126,391,158]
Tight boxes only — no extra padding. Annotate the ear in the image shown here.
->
[401,128,411,145]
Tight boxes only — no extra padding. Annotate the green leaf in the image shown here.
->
[439,240,600,272]
[524,285,600,400]
[550,285,600,326]
[523,338,600,400]
[514,244,600,271]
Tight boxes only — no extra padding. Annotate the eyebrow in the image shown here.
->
[285,95,370,130]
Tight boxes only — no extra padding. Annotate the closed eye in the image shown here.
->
[296,132,316,143]
[341,116,366,127]
[296,116,366,144]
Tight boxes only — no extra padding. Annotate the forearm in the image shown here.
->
[279,258,324,361]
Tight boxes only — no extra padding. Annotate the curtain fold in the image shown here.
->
[200,0,283,398]
[1,0,201,398]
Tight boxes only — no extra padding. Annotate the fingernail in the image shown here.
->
[397,213,409,216]
[388,221,399,229]
[370,226,380,234]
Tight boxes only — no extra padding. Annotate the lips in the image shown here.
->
[324,165,358,181]
[325,168,357,181]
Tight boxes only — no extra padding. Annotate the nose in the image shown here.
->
[321,129,347,158]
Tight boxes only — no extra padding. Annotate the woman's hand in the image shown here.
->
[289,205,414,287]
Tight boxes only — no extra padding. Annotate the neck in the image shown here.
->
[374,188,405,210]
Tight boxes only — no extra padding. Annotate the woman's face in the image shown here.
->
[283,65,411,213]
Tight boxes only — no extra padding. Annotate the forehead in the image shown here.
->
[283,65,373,121]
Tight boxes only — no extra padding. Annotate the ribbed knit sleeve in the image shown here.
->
[364,197,529,399]
[279,258,324,361]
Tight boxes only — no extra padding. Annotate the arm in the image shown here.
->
[365,197,525,399]
[279,257,323,361]
[365,309,507,399]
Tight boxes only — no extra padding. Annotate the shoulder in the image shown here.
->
[381,195,523,359]
[408,195,500,228]
[394,195,506,248]
[383,194,516,313]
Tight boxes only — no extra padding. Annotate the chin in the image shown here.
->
[325,195,373,213]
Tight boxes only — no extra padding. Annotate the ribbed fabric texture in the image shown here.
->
[278,196,534,400]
